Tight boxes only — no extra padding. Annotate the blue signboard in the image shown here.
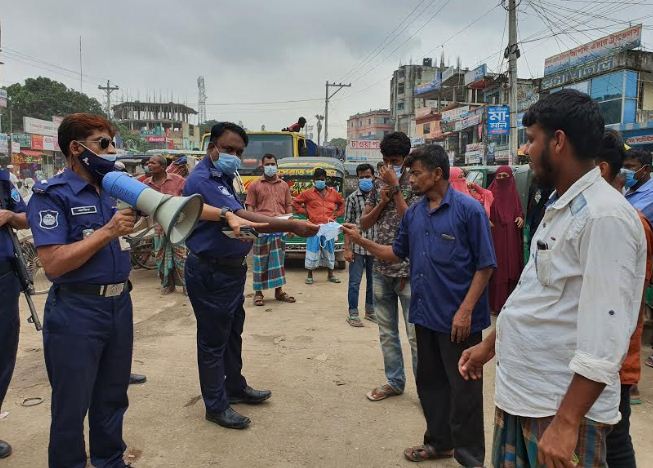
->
[487,105,510,135]
[415,72,442,95]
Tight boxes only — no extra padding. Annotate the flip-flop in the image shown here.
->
[305,278,314,285]
[346,317,364,327]
[275,292,296,303]
[328,277,341,283]
[404,445,453,462]
[253,295,264,306]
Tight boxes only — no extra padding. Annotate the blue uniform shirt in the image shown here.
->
[392,187,497,334]
[183,155,251,258]
[0,170,27,261]
[27,169,131,284]
[626,178,653,224]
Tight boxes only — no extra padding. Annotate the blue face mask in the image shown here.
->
[78,144,117,183]
[314,180,326,190]
[213,153,241,177]
[393,165,403,178]
[263,165,277,177]
[359,178,373,192]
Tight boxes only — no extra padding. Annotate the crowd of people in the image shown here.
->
[0,87,652,467]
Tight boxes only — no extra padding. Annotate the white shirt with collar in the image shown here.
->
[495,167,646,424]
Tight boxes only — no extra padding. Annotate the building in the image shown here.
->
[390,59,440,136]
[347,109,393,141]
[112,101,201,150]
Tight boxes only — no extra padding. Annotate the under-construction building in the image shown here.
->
[112,101,198,131]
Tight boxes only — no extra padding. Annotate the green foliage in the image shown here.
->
[1,77,104,133]
[328,137,347,150]
[113,121,149,153]
[199,119,220,136]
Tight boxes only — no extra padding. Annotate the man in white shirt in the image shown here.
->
[459,89,646,468]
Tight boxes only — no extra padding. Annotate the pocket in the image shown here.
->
[69,213,104,241]
[429,234,456,264]
[535,249,552,286]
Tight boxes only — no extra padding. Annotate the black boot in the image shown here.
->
[0,440,12,459]
[205,407,250,429]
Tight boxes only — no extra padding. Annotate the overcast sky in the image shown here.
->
[2,0,652,139]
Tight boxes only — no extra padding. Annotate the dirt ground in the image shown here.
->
[2,263,653,468]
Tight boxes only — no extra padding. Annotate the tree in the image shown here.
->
[1,77,104,133]
[327,138,347,150]
[199,119,220,136]
[113,121,149,153]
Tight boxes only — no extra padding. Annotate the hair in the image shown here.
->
[58,113,115,157]
[624,148,652,167]
[150,154,168,168]
[262,153,277,164]
[313,167,327,179]
[596,129,626,179]
[380,131,411,158]
[522,89,604,160]
[298,117,307,125]
[404,144,450,179]
[356,163,374,176]
[210,122,248,146]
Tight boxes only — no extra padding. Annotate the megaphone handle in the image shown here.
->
[114,199,135,252]
[116,200,132,210]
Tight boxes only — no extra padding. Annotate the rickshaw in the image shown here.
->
[277,157,347,269]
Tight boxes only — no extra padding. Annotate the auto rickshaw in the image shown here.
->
[278,157,347,269]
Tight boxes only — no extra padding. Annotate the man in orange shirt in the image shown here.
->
[596,130,652,467]
[292,168,344,284]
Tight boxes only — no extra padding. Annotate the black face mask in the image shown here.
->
[78,145,118,183]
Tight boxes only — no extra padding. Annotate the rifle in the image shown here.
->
[8,227,42,331]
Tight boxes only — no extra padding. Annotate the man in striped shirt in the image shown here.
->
[344,164,377,327]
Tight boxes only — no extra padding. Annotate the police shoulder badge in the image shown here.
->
[10,188,21,203]
[39,210,59,229]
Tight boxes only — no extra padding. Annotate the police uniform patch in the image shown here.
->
[39,210,59,229]
[10,188,20,203]
[71,206,98,216]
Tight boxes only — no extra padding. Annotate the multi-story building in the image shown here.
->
[390,59,440,136]
[347,109,393,141]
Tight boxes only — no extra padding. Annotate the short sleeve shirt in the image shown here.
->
[366,171,420,277]
[245,177,292,217]
[26,169,131,284]
[0,170,27,261]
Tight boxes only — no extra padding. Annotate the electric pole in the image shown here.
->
[98,80,119,119]
[505,0,520,165]
[324,82,351,146]
[315,114,324,146]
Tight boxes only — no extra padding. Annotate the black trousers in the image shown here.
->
[415,325,485,467]
[606,384,636,468]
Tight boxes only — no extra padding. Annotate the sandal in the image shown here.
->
[346,317,364,327]
[275,291,296,303]
[366,383,402,401]
[305,278,314,285]
[253,294,264,306]
[404,445,453,462]
[328,277,341,283]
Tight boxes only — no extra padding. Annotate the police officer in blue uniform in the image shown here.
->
[184,122,319,429]
[0,168,29,460]
[27,113,137,468]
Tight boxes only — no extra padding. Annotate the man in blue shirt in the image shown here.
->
[0,169,29,460]
[624,148,653,223]
[344,144,495,466]
[184,122,318,430]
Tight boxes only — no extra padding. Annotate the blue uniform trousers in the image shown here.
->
[44,285,133,468]
[0,270,20,410]
[185,254,248,414]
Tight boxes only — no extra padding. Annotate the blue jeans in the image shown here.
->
[373,271,417,392]
[348,254,374,317]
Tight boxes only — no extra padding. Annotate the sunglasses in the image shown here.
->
[78,137,116,150]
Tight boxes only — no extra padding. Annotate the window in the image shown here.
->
[368,118,372,125]
[598,100,622,125]
[591,72,624,101]
[423,123,431,134]
[397,102,405,111]
[625,70,638,98]
[398,83,405,95]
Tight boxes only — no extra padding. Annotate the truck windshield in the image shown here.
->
[239,134,294,174]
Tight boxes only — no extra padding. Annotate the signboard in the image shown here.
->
[0,90,7,109]
[23,117,59,137]
[464,142,485,165]
[544,24,641,75]
[415,73,442,95]
[349,140,380,150]
[441,107,483,133]
[31,135,60,151]
[465,64,487,87]
[441,106,470,123]
[0,134,8,154]
[626,135,653,146]
[11,133,31,150]
[494,149,511,162]
[411,137,426,146]
[541,55,616,90]
[145,136,166,143]
[487,105,510,135]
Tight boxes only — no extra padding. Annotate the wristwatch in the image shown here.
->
[389,185,400,196]
[220,207,233,219]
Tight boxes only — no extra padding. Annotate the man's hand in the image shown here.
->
[289,219,319,238]
[515,217,524,229]
[458,340,495,380]
[380,188,392,205]
[342,223,363,245]
[344,249,354,263]
[226,211,268,239]
[104,209,137,239]
[379,164,399,186]
[0,209,14,228]
[537,416,580,468]
[451,308,472,343]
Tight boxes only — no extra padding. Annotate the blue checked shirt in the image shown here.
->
[345,189,376,256]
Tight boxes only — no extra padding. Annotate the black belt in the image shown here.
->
[58,281,131,297]
[0,261,14,275]
[190,252,246,268]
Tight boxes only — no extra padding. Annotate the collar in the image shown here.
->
[549,167,601,210]
[148,173,172,184]
[260,176,281,184]
[63,168,94,195]
[422,185,453,214]
[627,178,653,196]
[203,154,230,181]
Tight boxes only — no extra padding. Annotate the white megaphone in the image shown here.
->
[102,171,203,244]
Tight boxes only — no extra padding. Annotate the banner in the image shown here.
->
[23,117,59,137]
[145,136,166,143]
[31,134,60,151]
[541,55,617,90]
[544,24,641,75]
[11,133,31,150]
[465,64,487,88]
[487,106,510,135]
[349,140,380,150]
[465,142,485,165]
[0,134,8,154]
[0,90,7,109]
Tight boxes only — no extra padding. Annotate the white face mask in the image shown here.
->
[263,165,278,177]
[317,221,342,244]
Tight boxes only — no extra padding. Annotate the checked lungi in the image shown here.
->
[252,234,287,291]
[492,407,610,467]
[305,235,335,270]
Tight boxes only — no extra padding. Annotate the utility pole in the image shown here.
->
[315,114,324,146]
[98,80,119,118]
[505,0,520,165]
[324,82,351,145]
